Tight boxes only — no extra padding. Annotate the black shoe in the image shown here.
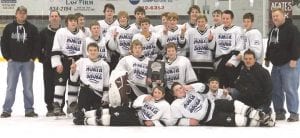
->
[0,112,11,118]
[53,102,62,116]
[275,113,286,120]
[73,118,85,125]
[67,102,78,114]
[73,109,85,119]
[59,110,66,116]
[287,113,299,122]
[46,111,55,117]
[25,111,38,117]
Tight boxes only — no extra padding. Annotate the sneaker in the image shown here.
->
[275,113,286,120]
[53,102,62,116]
[0,112,11,118]
[287,113,299,122]
[67,102,78,114]
[46,111,55,117]
[25,111,38,117]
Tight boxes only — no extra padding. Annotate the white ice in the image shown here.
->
[0,62,300,138]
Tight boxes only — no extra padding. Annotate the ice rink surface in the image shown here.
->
[0,62,300,138]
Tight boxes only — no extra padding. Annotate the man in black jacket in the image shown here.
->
[235,50,272,114]
[39,10,65,117]
[0,6,39,118]
[265,8,300,122]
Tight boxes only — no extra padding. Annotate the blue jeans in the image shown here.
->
[271,62,299,114]
[2,61,35,113]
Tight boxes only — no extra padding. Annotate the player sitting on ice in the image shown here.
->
[132,86,172,126]
[170,82,275,127]
[70,42,110,112]
[72,40,158,126]
[206,76,232,101]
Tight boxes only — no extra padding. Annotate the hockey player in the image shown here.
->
[183,15,215,83]
[183,5,201,30]
[39,10,64,116]
[85,21,109,62]
[153,12,169,33]
[207,76,232,101]
[161,12,187,56]
[132,17,163,61]
[70,42,110,111]
[130,6,155,34]
[133,86,172,126]
[51,14,86,115]
[98,3,119,37]
[75,13,91,37]
[107,11,135,58]
[237,12,263,64]
[163,43,198,103]
[210,9,223,32]
[114,39,151,98]
[170,82,275,127]
[213,10,244,88]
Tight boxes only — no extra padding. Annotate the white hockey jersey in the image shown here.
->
[170,83,215,126]
[98,19,119,37]
[133,94,172,126]
[70,58,110,101]
[242,28,263,64]
[51,27,86,67]
[214,25,244,58]
[185,27,215,69]
[206,89,232,101]
[85,36,110,62]
[106,25,135,57]
[164,56,198,89]
[81,27,91,37]
[153,25,165,34]
[132,33,161,61]
[183,22,196,30]
[160,25,187,56]
[115,55,149,88]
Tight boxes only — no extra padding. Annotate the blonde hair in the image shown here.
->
[130,39,143,53]
[118,11,129,20]
[167,12,179,21]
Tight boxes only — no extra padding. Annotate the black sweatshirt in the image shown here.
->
[266,19,300,66]
[1,20,40,62]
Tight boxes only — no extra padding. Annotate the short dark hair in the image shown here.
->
[65,14,77,26]
[223,10,234,19]
[208,76,220,83]
[243,12,254,22]
[74,12,84,19]
[212,9,222,15]
[134,6,145,15]
[187,5,201,15]
[139,17,150,25]
[87,42,99,51]
[171,82,182,94]
[103,3,115,13]
[244,49,256,59]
